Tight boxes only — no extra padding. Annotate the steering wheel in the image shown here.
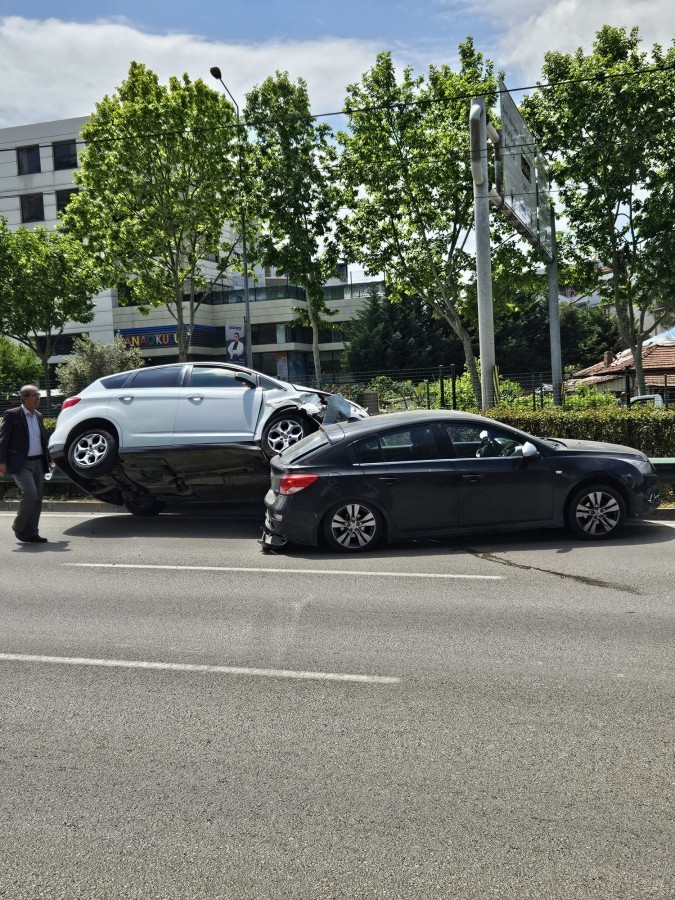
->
[499,441,520,457]
[476,439,501,458]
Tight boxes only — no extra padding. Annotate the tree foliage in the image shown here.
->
[56,335,144,397]
[244,72,341,386]
[0,336,41,395]
[62,62,242,361]
[0,220,100,396]
[523,25,675,393]
[342,286,464,373]
[337,40,499,404]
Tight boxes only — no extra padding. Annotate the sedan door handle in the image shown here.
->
[462,474,484,482]
[379,477,398,485]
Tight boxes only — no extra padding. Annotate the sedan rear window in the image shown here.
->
[356,425,440,463]
[100,372,133,389]
[278,429,330,462]
[128,367,183,388]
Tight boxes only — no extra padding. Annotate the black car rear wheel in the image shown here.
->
[566,484,626,539]
[323,501,383,552]
[67,427,119,478]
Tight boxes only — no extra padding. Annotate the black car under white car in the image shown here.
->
[261,410,661,552]
[48,362,367,515]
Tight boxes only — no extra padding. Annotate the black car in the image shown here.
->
[261,410,661,552]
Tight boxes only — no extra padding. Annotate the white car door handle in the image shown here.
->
[187,395,203,401]
[118,395,134,401]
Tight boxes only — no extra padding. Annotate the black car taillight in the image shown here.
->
[279,473,320,495]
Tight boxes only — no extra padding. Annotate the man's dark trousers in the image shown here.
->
[12,458,45,537]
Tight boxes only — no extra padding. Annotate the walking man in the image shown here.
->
[0,385,51,543]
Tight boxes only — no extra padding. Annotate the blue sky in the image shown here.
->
[1,1,673,128]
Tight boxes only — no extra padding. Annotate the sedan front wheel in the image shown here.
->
[262,412,309,459]
[323,501,383,552]
[566,484,626,539]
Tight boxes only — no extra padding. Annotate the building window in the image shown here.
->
[17,145,41,175]
[56,188,78,213]
[53,140,78,170]
[20,193,45,223]
[251,323,278,345]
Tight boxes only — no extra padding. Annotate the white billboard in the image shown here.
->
[498,81,552,262]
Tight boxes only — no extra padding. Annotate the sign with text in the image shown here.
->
[498,81,552,262]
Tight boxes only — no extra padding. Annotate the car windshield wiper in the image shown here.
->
[544,437,567,448]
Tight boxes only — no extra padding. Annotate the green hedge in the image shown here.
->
[484,408,675,458]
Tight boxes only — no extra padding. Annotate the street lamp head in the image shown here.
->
[209,66,222,80]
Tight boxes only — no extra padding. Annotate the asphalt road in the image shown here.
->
[1,507,673,900]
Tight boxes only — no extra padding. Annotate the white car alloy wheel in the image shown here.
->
[262,413,307,458]
[67,428,119,477]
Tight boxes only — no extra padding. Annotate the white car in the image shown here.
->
[49,362,368,480]
[629,394,664,408]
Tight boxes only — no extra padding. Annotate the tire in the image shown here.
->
[323,501,383,552]
[123,497,166,517]
[566,484,626,539]
[262,412,310,459]
[67,428,119,478]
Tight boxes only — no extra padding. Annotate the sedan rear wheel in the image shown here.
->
[323,501,383,552]
[566,484,626,539]
[67,428,119,478]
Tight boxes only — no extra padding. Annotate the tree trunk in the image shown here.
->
[305,284,323,389]
[440,300,481,407]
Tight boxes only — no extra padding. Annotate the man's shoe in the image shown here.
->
[27,535,48,543]
[13,531,32,543]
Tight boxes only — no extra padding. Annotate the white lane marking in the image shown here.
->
[64,563,503,580]
[0,652,399,685]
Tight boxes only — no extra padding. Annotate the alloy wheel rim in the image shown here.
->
[73,434,108,467]
[267,419,305,453]
[330,503,377,548]
[575,491,621,535]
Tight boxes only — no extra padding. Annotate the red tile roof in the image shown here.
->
[574,341,675,377]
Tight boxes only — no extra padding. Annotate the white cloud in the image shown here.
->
[461,0,675,86]
[0,16,384,128]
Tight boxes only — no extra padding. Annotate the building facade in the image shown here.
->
[0,117,379,383]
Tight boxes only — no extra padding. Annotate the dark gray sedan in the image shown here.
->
[261,410,661,552]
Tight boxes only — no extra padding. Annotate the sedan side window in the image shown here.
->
[356,425,440,463]
[128,367,183,388]
[445,424,524,459]
[190,367,243,388]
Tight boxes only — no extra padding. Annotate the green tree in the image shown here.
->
[62,62,242,362]
[337,41,498,405]
[523,26,675,393]
[56,334,144,397]
[0,336,41,396]
[0,225,100,397]
[244,72,343,387]
[343,285,464,373]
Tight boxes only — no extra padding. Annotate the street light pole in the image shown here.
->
[210,66,252,368]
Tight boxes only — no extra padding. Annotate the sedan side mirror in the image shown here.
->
[521,441,539,459]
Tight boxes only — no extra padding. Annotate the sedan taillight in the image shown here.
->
[279,473,320,495]
[61,397,81,410]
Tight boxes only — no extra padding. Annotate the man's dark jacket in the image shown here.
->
[0,406,51,475]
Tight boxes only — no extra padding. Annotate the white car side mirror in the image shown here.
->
[522,441,539,459]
